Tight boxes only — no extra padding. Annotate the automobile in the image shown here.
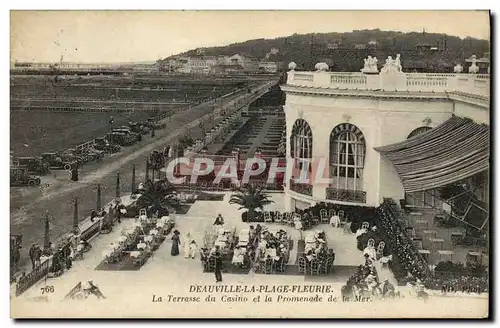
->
[94,138,121,154]
[17,156,50,175]
[41,152,76,170]
[10,167,41,187]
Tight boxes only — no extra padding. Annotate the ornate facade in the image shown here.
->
[280,58,490,211]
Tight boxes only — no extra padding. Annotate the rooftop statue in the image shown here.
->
[468,55,479,74]
[315,62,329,72]
[454,64,463,73]
[380,54,403,74]
[361,56,378,74]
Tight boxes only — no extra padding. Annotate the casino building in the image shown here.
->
[280,57,490,227]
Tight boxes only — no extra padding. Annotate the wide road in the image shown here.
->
[10,80,275,272]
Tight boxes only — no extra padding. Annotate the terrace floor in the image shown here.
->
[11,193,488,318]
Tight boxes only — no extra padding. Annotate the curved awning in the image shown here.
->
[374,116,490,192]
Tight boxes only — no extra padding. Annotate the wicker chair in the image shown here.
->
[275,212,283,224]
[320,209,329,224]
[328,209,336,218]
[264,211,273,223]
[309,259,321,275]
[298,256,307,274]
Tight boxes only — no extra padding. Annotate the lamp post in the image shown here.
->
[69,197,80,235]
[131,165,136,194]
[41,211,51,253]
[115,171,121,205]
[93,183,102,211]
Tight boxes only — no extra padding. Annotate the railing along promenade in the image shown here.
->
[286,70,490,97]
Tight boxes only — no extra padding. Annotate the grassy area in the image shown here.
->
[10,75,244,157]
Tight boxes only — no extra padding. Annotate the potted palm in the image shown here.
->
[131,180,180,217]
[229,184,274,222]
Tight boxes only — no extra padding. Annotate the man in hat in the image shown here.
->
[28,244,37,269]
[382,278,395,298]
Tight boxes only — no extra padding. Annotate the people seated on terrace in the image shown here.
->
[363,244,377,261]
[90,209,98,223]
[330,213,341,228]
[137,240,147,251]
[381,278,396,298]
[232,246,245,266]
[365,272,378,292]
[356,226,368,238]
[306,250,315,262]
[364,253,374,268]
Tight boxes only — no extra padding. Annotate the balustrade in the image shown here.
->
[286,70,490,97]
[289,180,313,196]
[326,187,366,203]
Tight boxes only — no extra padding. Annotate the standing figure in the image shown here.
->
[395,54,402,72]
[171,230,181,256]
[28,244,36,270]
[188,240,198,259]
[184,233,193,259]
[330,213,341,228]
[214,245,223,283]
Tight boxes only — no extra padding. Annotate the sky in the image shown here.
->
[10,10,490,63]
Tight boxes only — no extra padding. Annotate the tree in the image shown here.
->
[229,184,274,221]
[135,180,180,217]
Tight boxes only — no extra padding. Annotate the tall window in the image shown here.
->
[290,119,313,173]
[329,123,366,191]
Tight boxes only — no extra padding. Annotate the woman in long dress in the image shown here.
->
[171,230,180,256]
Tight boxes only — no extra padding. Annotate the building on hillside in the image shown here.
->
[354,44,367,50]
[229,54,259,72]
[211,64,244,74]
[188,56,217,74]
[327,43,340,50]
[280,57,490,223]
[258,61,279,73]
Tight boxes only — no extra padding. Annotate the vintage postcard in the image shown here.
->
[9,10,490,318]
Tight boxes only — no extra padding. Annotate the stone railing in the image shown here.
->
[289,180,313,196]
[286,70,490,97]
[326,187,366,204]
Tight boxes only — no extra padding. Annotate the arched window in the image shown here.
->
[407,126,432,139]
[290,119,312,172]
[329,123,366,191]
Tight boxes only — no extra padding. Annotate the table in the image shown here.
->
[418,249,431,261]
[429,238,444,250]
[415,219,429,230]
[467,251,483,262]
[437,250,454,261]
[423,230,437,239]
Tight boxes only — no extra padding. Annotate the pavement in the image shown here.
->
[10,80,277,273]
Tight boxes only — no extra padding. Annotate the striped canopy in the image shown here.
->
[374,115,490,193]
